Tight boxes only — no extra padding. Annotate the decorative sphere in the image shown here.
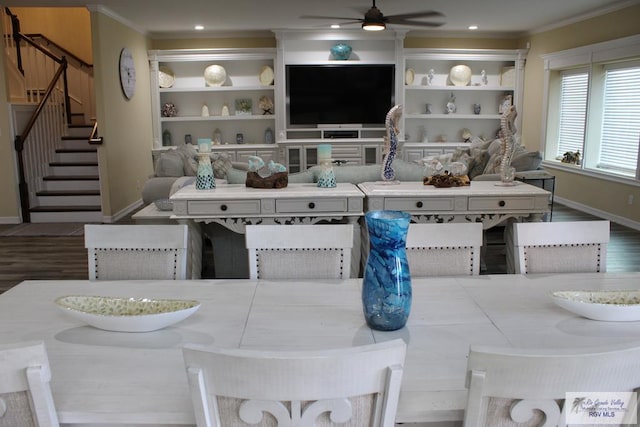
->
[204,64,226,87]
[330,43,352,60]
[449,64,472,86]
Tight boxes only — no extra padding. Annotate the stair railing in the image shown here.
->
[4,7,72,222]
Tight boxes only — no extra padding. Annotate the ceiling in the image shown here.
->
[5,0,639,38]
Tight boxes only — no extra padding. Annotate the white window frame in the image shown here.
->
[541,34,640,183]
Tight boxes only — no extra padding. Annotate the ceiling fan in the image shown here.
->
[301,0,445,31]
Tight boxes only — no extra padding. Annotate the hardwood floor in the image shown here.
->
[1,203,639,293]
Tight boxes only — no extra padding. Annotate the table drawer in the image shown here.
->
[276,198,348,213]
[187,200,261,215]
[468,196,536,211]
[384,197,457,212]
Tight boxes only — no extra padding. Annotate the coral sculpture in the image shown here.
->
[245,156,288,189]
[381,105,403,182]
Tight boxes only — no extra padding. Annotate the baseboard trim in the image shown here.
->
[103,199,144,224]
[0,217,21,225]
[554,196,640,231]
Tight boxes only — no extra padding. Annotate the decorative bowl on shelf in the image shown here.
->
[449,64,472,86]
[259,65,274,86]
[204,64,227,87]
[158,66,175,88]
[330,43,352,60]
[55,295,201,332]
[550,290,640,322]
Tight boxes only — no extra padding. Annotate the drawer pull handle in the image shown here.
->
[308,202,316,209]
[499,200,506,207]
[416,201,424,208]
[220,204,228,211]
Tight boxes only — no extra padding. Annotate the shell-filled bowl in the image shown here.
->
[55,295,200,332]
[550,290,640,322]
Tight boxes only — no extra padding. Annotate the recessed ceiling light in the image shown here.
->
[194,25,204,30]
[331,24,340,29]
[468,25,478,30]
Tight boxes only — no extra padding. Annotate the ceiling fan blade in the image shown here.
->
[387,18,445,28]
[385,11,445,21]
[299,15,363,22]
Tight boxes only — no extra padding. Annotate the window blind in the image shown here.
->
[599,66,640,174]
[557,71,588,157]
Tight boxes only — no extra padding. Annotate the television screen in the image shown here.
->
[286,64,395,128]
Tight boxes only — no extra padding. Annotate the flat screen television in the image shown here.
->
[286,64,395,128]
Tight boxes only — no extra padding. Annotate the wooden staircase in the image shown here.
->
[29,124,103,223]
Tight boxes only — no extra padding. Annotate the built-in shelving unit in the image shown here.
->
[147,42,527,171]
[400,48,527,145]
[148,48,277,152]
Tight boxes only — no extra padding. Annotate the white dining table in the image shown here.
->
[2,273,640,426]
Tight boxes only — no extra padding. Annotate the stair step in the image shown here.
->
[30,205,101,212]
[56,149,97,163]
[30,210,103,223]
[56,148,97,153]
[49,161,98,167]
[61,135,91,141]
[43,175,99,181]
[49,163,98,176]
[42,179,100,191]
[36,190,100,196]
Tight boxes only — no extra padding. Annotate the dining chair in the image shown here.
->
[244,224,354,279]
[510,220,610,274]
[182,339,406,427]
[0,341,59,427]
[405,222,483,276]
[463,343,640,427]
[84,224,200,280]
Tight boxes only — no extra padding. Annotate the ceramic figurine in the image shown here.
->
[268,160,286,174]
[201,104,209,117]
[481,69,488,85]
[427,68,435,86]
[446,93,456,114]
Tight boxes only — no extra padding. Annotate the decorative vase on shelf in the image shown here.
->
[195,139,215,190]
[362,210,412,331]
[316,144,336,188]
[330,43,352,60]
[162,129,172,147]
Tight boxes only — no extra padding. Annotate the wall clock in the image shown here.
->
[119,47,136,99]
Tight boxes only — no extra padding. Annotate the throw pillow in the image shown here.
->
[468,149,489,179]
[510,150,543,171]
[175,144,198,176]
[154,150,184,177]
[211,153,232,179]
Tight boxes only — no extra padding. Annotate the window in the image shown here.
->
[599,64,640,174]
[557,71,588,157]
[542,35,640,181]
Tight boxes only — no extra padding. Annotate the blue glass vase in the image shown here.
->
[362,210,412,331]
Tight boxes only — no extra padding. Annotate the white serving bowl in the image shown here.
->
[449,65,472,86]
[550,290,640,322]
[204,64,226,87]
[55,295,200,332]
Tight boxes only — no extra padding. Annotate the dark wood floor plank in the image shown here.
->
[1,203,638,294]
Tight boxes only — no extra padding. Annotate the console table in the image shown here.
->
[169,183,365,278]
[358,180,551,229]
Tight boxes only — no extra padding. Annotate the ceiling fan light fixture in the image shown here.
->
[362,21,385,31]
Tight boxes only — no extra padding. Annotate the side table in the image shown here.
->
[515,170,555,220]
